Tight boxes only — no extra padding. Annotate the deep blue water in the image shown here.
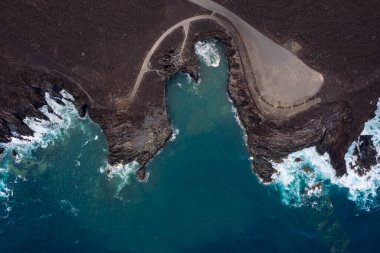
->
[0,40,380,253]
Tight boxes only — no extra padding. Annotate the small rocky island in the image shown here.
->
[0,0,379,182]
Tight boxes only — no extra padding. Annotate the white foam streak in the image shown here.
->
[185,73,193,84]
[170,127,179,141]
[231,105,248,144]
[0,90,79,198]
[60,90,75,101]
[3,92,78,158]
[101,161,139,179]
[100,161,140,197]
[195,40,220,67]
[60,199,79,216]
[0,180,12,199]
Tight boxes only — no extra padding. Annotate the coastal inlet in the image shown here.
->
[0,40,379,253]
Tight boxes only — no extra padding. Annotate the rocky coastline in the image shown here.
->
[149,17,380,182]
[1,1,379,183]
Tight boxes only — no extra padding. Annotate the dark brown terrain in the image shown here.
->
[0,0,208,179]
[0,0,379,182]
[214,0,380,180]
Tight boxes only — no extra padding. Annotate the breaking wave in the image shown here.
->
[229,99,248,145]
[100,161,140,197]
[0,90,79,199]
[0,87,141,202]
[195,40,220,67]
[271,99,380,211]
[271,147,335,208]
[343,98,380,208]
[170,127,179,141]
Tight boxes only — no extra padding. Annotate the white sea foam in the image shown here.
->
[196,78,202,86]
[81,135,99,148]
[228,96,248,145]
[0,202,13,219]
[2,92,79,157]
[60,199,79,216]
[0,180,12,199]
[100,161,140,196]
[60,90,75,101]
[13,175,27,183]
[341,98,380,208]
[185,73,193,84]
[231,105,248,144]
[0,90,79,198]
[81,139,90,147]
[195,40,220,67]
[101,161,139,179]
[271,99,380,210]
[170,127,179,141]
[271,147,335,206]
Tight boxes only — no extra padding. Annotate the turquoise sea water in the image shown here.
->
[0,40,380,252]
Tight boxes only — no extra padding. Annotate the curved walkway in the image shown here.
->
[114,14,217,110]
[189,0,324,118]
[119,0,325,118]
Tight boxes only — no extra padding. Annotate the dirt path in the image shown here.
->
[118,1,324,118]
[114,14,217,110]
[189,0,324,118]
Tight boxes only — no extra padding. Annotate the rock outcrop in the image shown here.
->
[349,135,378,176]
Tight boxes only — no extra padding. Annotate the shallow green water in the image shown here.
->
[1,40,380,253]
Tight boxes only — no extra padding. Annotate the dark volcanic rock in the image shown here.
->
[307,182,322,193]
[150,27,185,75]
[102,71,172,176]
[252,159,277,183]
[0,148,4,155]
[350,135,378,176]
[303,166,314,174]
